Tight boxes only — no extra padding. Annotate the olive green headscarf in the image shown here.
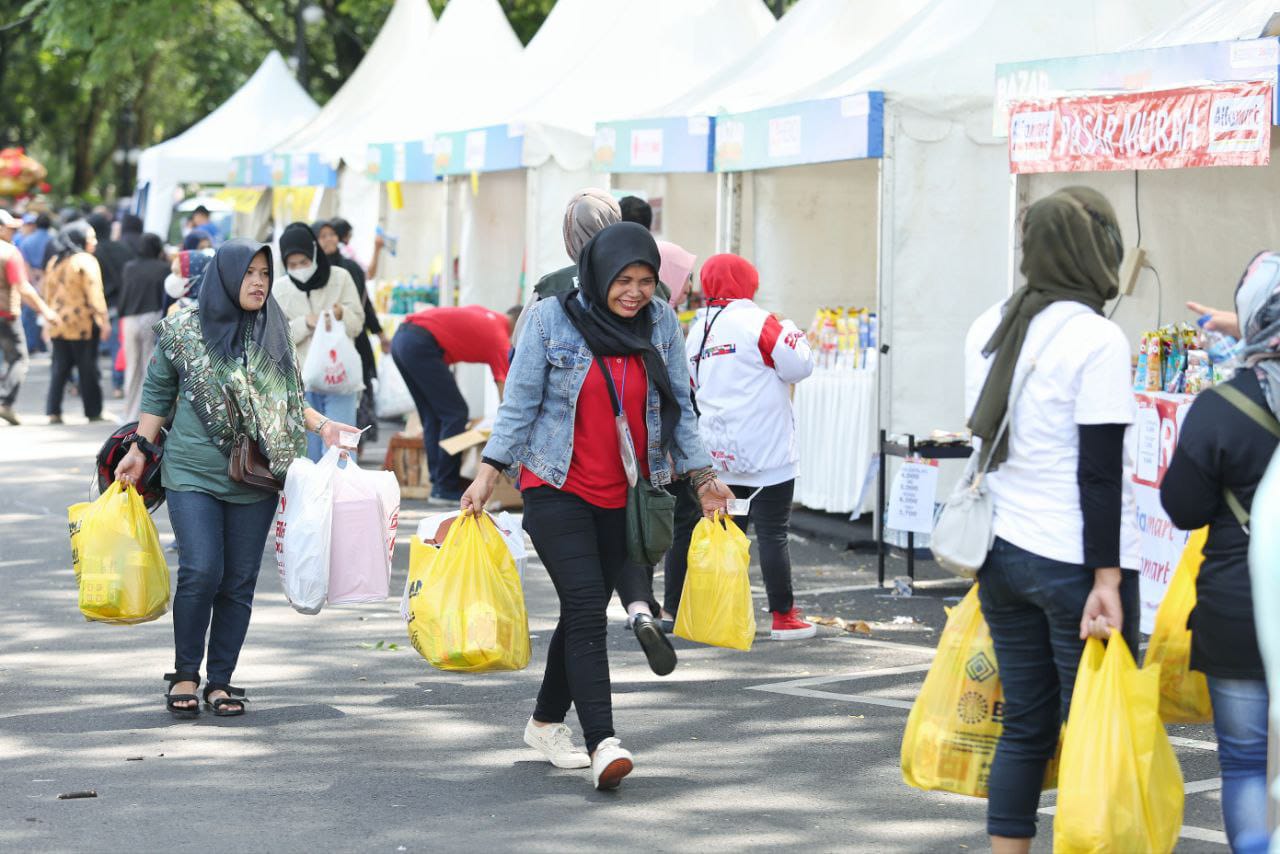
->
[969,187,1123,467]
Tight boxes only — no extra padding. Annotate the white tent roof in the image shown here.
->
[376,0,522,146]
[1128,0,1278,48]
[267,0,437,166]
[135,51,318,234]
[792,0,1201,122]
[657,0,933,117]
[446,0,776,168]
[138,51,318,185]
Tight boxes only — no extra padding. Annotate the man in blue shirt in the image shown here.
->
[15,213,52,354]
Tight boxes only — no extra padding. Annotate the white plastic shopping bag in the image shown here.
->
[302,310,363,395]
[275,450,340,614]
[374,356,415,419]
[327,455,400,605]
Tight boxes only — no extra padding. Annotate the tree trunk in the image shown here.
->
[71,89,105,195]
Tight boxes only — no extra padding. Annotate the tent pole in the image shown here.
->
[714,171,726,253]
[1006,172,1025,297]
[728,172,743,254]
[442,175,455,307]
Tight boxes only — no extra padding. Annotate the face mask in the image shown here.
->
[164,273,190,299]
[291,262,317,283]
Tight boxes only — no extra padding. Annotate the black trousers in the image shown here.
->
[665,479,797,615]
[523,486,652,753]
[390,324,469,494]
[47,337,102,418]
[0,317,29,407]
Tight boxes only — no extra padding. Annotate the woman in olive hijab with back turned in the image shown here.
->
[961,187,1141,851]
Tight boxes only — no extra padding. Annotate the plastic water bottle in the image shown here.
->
[1197,315,1244,366]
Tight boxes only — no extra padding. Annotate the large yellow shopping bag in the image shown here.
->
[1145,528,1212,724]
[1055,633,1183,854]
[902,585,1061,797]
[902,586,1003,796]
[673,513,755,651]
[408,512,530,672]
[67,482,170,624]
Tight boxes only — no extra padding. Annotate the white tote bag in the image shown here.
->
[302,311,363,395]
[275,449,341,614]
[374,356,415,419]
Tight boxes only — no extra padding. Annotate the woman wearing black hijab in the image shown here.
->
[315,219,385,441]
[463,222,732,790]
[271,222,365,461]
[115,239,355,718]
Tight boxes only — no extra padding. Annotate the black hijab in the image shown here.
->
[198,238,294,371]
[279,221,330,292]
[559,221,681,452]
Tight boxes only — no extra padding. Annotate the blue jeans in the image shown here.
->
[977,537,1140,839]
[20,305,45,354]
[391,324,469,496]
[304,390,357,461]
[1205,677,1270,853]
[167,490,277,686]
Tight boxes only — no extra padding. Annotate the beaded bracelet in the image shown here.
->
[688,466,718,493]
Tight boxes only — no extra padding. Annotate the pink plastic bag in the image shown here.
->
[326,457,400,605]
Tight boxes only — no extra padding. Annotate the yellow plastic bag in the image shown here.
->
[408,512,529,672]
[673,513,755,651]
[67,482,170,624]
[1055,634,1183,854]
[1145,527,1212,724]
[902,585,1060,797]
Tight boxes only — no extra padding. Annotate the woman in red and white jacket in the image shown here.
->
[666,253,817,639]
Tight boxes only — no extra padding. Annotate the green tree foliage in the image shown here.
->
[3,0,797,201]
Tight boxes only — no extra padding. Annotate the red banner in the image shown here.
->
[1008,81,1273,173]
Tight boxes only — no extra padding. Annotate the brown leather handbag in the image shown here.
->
[221,387,284,493]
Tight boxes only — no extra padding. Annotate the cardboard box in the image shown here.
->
[440,420,523,511]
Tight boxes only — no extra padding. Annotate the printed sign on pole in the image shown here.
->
[886,457,940,535]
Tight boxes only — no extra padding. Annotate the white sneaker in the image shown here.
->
[590,737,634,790]
[523,718,591,769]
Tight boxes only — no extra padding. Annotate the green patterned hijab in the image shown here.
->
[156,239,306,481]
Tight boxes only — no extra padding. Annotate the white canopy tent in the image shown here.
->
[264,0,438,264]
[135,51,318,237]
[434,0,776,313]
[1017,0,1280,359]
[601,0,935,321]
[365,0,522,286]
[727,0,1199,440]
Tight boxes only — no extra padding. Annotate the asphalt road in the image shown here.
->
[0,354,1226,852]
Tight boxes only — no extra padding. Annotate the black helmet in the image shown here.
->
[94,422,166,511]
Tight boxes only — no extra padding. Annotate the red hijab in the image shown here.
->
[700,253,759,306]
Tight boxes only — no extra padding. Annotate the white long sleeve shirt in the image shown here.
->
[685,299,814,486]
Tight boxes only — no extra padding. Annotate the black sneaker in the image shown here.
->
[632,613,677,676]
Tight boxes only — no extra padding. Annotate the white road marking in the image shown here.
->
[1169,736,1218,752]
[1037,805,1227,846]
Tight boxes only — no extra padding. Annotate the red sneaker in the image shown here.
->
[771,607,818,640]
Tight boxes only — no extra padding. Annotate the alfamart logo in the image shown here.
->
[965,651,997,683]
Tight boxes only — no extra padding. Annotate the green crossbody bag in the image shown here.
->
[1213,382,1280,534]
[595,357,676,565]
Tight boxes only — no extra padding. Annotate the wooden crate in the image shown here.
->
[383,433,431,499]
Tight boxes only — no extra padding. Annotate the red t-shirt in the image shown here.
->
[405,305,511,382]
[520,354,649,509]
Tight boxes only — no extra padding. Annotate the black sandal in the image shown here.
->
[202,683,248,717]
[164,671,201,719]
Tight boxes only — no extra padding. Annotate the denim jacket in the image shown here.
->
[482,294,711,489]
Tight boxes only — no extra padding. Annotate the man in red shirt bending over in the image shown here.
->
[391,304,521,501]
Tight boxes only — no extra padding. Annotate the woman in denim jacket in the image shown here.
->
[462,222,732,791]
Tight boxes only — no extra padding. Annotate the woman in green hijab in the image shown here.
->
[115,239,355,718]
[961,187,1140,851]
